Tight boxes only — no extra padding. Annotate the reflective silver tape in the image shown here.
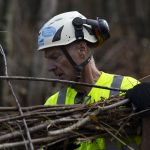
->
[110,75,123,96]
[57,87,67,104]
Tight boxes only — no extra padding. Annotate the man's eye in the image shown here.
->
[55,55,59,59]
[53,55,61,60]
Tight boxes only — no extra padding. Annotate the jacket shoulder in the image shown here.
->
[44,92,59,105]
[121,76,140,90]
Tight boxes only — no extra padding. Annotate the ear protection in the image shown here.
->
[72,17,110,47]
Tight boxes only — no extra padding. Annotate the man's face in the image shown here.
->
[44,44,83,81]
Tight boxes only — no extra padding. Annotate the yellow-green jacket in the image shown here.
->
[45,72,140,150]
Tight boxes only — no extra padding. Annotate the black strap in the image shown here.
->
[61,46,78,70]
[61,46,92,73]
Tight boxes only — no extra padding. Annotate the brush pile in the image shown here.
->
[0,96,141,150]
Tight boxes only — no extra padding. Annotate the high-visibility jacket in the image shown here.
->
[45,72,140,150]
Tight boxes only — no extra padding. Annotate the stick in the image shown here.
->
[0,44,34,150]
[100,123,135,150]
[0,75,127,92]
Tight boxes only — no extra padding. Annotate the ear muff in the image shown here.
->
[72,17,110,47]
[85,18,110,46]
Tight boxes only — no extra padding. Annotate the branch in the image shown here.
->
[0,120,50,142]
[0,104,79,112]
[100,123,135,150]
[0,106,84,124]
[16,121,29,150]
[0,75,127,92]
[0,44,34,150]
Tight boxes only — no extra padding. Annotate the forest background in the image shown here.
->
[0,0,150,106]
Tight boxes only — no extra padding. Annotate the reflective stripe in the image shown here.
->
[57,87,67,104]
[110,75,123,96]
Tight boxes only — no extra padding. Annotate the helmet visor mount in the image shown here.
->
[72,17,110,47]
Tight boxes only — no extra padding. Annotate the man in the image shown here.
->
[38,11,150,150]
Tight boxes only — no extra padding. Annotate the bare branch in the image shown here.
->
[100,123,135,150]
[0,44,34,150]
[0,75,127,92]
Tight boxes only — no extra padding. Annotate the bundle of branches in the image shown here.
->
[0,96,141,150]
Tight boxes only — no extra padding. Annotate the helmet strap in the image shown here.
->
[61,46,92,80]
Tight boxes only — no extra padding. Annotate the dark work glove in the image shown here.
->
[126,82,150,113]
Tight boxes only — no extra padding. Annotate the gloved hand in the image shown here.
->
[126,82,150,112]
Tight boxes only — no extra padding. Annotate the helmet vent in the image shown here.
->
[52,25,64,42]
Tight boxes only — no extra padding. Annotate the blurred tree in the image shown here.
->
[0,0,9,105]
[27,0,58,106]
[2,0,58,106]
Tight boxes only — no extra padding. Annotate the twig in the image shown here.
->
[0,75,127,92]
[100,123,135,150]
[139,74,150,82]
[0,106,85,124]
[0,120,50,141]
[114,111,133,138]
[0,104,79,112]
[0,133,78,150]
[121,108,150,121]
[0,44,34,150]
[100,121,122,137]
[0,136,63,149]
[16,121,29,150]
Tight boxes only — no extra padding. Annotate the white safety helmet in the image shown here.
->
[38,11,97,50]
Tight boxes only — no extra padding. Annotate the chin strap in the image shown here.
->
[61,46,92,80]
